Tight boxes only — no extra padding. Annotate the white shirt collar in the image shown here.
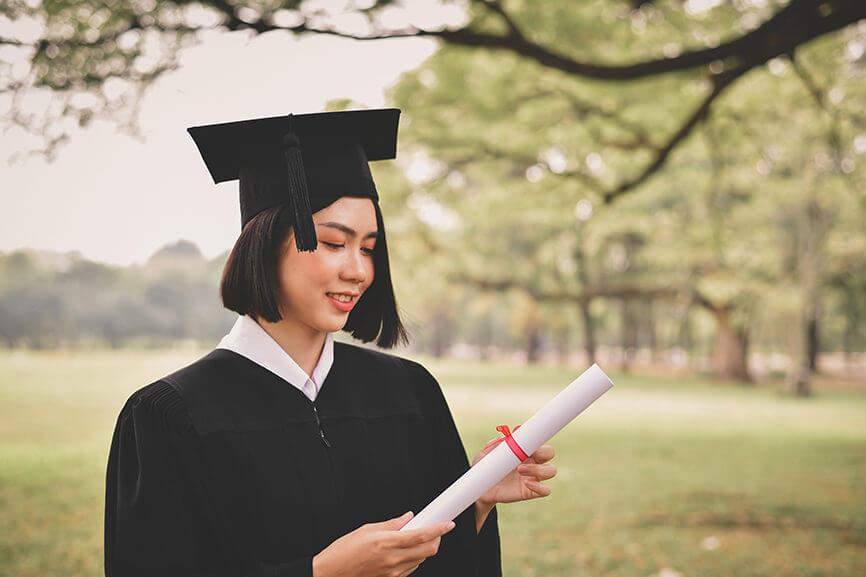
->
[216,315,334,401]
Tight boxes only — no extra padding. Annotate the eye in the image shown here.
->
[323,242,374,256]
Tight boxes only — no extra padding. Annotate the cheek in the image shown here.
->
[306,255,341,284]
[279,253,334,295]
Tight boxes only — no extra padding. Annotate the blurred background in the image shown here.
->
[1,1,865,576]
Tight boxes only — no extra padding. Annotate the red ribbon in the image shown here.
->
[492,424,529,462]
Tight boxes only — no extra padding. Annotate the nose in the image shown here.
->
[340,247,368,286]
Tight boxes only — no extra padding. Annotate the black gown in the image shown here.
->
[104,341,502,577]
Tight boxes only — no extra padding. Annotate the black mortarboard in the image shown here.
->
[187,108,401,251]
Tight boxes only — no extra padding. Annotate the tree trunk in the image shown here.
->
[679,307,694,368]
[554,325,570,365]
[430,312,451,358]
[789,307,817,397]
[786,366,813,397]
[712,309,751,382]
[842,298,858,369]
[806,313,819,372]
[793,190,825,394]
[574,232,597,366]
[645,299,659,364]
[620,298,633,373]
[579,300,597,365]
[478,313,494,361]
[525,325,542,364]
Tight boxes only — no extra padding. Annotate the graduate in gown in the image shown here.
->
[104,109,558,577]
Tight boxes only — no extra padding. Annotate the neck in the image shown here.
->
[255,316,327,378]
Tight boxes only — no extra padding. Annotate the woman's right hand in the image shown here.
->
[312,511,455,577]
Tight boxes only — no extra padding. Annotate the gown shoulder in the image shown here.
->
[145,341,433,400]
[128,344,442,435]
[117,379,193,437]
[332,341,440,392]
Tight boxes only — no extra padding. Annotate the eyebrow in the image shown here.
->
[317,222,378,240]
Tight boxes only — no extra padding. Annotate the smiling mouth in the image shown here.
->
[326,293,358,303]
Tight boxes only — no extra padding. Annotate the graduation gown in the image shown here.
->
[104,342,502,576]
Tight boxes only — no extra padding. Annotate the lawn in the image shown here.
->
[1,349,864,577]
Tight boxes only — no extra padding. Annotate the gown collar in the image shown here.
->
[216,315,334,399]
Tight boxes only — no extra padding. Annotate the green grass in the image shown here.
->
[1,349,865,577]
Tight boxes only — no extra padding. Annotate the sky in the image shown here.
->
[1,4,453,265]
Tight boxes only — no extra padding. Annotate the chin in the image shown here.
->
[322,322,347,333]
[315,314,350,334]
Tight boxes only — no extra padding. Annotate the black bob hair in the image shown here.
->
[220,202,409,349]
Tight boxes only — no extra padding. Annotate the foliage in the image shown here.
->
[384,8,866,374]
[2,0,865,371]
[3,0,865,168]
[0,244,234,348]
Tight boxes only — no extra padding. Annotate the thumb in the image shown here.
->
[473,438,504,465]
[482,437,505,454]
[378,511,414,530]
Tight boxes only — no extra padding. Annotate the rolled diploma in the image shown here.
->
[401,363,613,531]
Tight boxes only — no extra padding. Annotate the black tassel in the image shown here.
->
[283,118,317,252]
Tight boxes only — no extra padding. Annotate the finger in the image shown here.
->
[393,521,454,547]
[516,463,557,481]
[482,437,505,452]
[397,534,442,567]
[530,444,555,464]
[525,479,552,498]
[474,438,505,465]
[404,533,442,556]
[368,511,414,531]
[397,562,422,577]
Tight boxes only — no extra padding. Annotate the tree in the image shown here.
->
[3,0,864,195]
[4,0,865,384]
[385,6,865,382]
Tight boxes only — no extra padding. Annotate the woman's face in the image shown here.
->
[276,196,378,335]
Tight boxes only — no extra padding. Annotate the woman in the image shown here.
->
[104,109,557,577]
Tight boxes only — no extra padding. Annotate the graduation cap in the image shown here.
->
[187,108,401,252]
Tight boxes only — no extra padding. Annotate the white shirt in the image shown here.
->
[216,315,334,402]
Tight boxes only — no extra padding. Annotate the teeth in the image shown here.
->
[329,293,354,303]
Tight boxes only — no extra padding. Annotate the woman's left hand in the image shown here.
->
[471,437,557,507]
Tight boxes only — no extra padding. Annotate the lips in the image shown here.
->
[326,292,358,313]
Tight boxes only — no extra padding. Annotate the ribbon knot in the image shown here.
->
[494,423,529,462]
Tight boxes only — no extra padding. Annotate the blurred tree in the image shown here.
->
[385,4,865,383]
[3,0,865,387]
[2,0,863,192]
[0,244,234,348]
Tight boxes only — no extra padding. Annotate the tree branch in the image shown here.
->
[453,273,682,304]
[6,0,864,184]
[431,66,746,202]
[603,65,749,202]
[788,52,859,190]
[453,272,746,320]
[203,0,859,204]
[214,0,866,82]
[789,56,825,109]
[0,36,29,47]
[478,0,526,41]
[559,91,656,150]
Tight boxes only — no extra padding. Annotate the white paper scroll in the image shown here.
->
[401,363,614,531]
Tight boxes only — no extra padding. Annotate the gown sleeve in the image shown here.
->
[405,361,503,577]
[104,381,314,577]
